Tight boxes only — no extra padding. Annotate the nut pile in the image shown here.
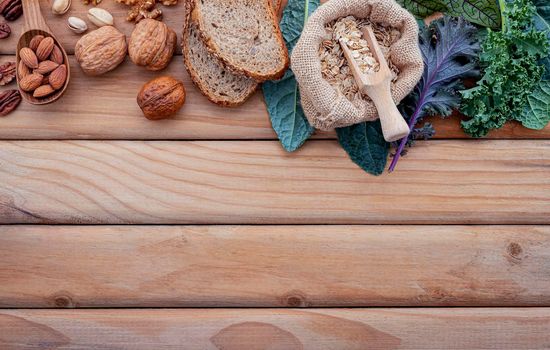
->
[319,16,401,102]
[0,0,23,39]
[18,35,67,99]
[115,0,177,23]
[0,61,20,117]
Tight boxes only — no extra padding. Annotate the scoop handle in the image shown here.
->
[21,0,50,32]
[364,81,410,142]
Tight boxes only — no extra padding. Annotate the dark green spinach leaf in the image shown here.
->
[443,0,501,29]
[396,0,501,28]
[396,0,447,18]
[336,121,389,176]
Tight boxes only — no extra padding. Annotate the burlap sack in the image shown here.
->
[292,0,423,130]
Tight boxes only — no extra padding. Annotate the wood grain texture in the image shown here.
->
[0,140,549,224]
[2,308,550,349]
[1,54,549,139]
[1,225,549,307]
[0,0,187,55]
[0,56,282,140]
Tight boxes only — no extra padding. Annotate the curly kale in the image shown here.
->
[460,0,550,138]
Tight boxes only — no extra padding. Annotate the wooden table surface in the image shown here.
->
[1,1,550,349]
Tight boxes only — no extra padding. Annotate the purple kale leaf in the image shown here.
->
[388,16,481,172]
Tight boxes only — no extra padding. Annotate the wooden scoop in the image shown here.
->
[339,26,409,142]
[16,0,70,105]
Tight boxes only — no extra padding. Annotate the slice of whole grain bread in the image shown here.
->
[191,0,289,82]
[182,0,283,106]
[183,20,258,106]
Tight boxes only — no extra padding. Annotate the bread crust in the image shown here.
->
[182,0,258,107]
[190,0,289,82]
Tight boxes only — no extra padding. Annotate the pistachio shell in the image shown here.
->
[68,16,88,34]
[87,7,114,27]
[52,0,70,15]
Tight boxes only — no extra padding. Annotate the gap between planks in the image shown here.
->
[1,225,549,308]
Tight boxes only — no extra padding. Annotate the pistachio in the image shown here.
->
[52,0,70,15]
[87,7,114,27]
[68,16,88,34]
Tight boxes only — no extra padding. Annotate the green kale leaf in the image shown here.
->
[460,0,549,138]
[533,0,550,79]
[336,121,389,176]
[518,81,550,129]
[262,0,319,152]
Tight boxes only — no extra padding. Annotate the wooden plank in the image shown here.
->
[1,225,549,307]
[0,1,188,55]
[0,140,549,224]
[0,56,282,140]
[1,308,549,349]
[1,55,549,140]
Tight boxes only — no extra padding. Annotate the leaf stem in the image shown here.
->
[387,97,426,172]
[498,0,507,32]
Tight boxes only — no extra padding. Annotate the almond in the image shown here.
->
[41,75,50,85]
[35,60,59,75]
[36,37,55,61]
[33,84,55,98]
[17,60,30,79]
[50,45,64,65]
[19,47,38,69]
[49,64,67,90]
[29,35,44,51]
[19,73,43,92]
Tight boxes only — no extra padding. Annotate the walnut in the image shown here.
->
[127,0,161,22]
[117,0,176,23]
[75,26,127,76]
[81,0,102,5]
[115,0,138,5]
[129,19,176,71]
[137,76,185,120]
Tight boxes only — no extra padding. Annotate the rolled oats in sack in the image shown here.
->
[292,0,424,131]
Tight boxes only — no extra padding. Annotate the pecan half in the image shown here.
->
[0,0,22,21]
[0,61,16,85]
[0,0,11,13]
[0,22,10,39]
[0,89,21,116]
